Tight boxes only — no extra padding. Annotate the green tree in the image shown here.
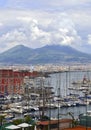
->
[13,118,23,125]
[0,115,5,126]
[24,115,32,123]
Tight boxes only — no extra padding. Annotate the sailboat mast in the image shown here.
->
[40,76,45,119]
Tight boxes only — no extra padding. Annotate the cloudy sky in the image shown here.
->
[0,0,91,53]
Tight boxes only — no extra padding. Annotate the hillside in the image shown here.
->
[0,44,91,64]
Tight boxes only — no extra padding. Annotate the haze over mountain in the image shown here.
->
[0,44,91,64]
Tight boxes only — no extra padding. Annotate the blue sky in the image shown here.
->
[0,0,91,53]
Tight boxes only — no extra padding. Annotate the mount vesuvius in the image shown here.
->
[0,44,91,64]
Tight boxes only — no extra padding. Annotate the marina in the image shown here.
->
[0,70,91,114]
[1,67,91,130]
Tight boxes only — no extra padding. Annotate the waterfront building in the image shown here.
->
[0,69,38,95]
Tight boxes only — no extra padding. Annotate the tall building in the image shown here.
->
[0,69,38,95]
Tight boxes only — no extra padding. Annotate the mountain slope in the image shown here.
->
[28,45,91,64]
[0,45,33,64]
[0,44,91,64]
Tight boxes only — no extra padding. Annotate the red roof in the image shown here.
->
[64,126,91,130]
[37,119,72,126]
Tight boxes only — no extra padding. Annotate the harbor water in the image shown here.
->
[1,70,91,121]
[44,70,91,119]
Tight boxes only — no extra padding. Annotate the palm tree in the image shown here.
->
[67,112,78,127]
[59,112,79,128]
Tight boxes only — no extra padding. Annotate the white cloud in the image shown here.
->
[0,5,91,53]
[88,34,91,45]
[0,11,82,52]
[46,13,81,47]
[1,29,26,42]
[47,0,90,8]
[2,0,91,10]
[0,29,28,52]
[69,9,91,29]
[0,22,3,26]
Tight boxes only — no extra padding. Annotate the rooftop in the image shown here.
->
[64,126,91,130]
